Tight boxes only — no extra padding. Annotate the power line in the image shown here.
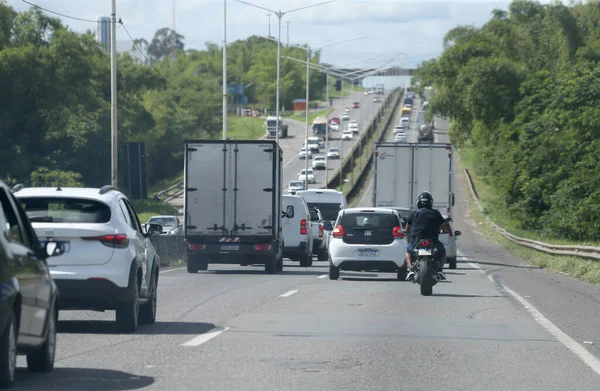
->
[20,0,105,24]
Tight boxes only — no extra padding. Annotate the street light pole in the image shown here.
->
[110,0,118,187]
[223,0,228,140]
[304,47,310,190]
[235,0,340,147]
[287,21,290,46]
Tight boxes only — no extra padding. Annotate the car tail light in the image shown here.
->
[83,234,129,248]
[448,225,453,237]
[393,226,404,238]
[300,219,307,235]
[254,244,272,251]
[332,225,345,237]
[188,243,205,251]
[420,240,431,247]
[318,224,324,238]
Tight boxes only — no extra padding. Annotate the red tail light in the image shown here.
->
[83,234,129,248]
[332,225,345,237]
[318,224,324,238]
[420,240,431,247]
[188,243,206,251]
[393,226,404,238]
[300,219,307,235]
[254,244,272,251]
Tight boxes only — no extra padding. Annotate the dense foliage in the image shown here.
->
[0,3,327,188]
[412,0,600,241]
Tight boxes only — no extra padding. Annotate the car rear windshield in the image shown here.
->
[148,217,177,226]
[18,197,111,223]
[306,202,340,221]
[339,212,398,245]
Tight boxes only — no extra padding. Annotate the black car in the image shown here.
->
[0,180,64,388]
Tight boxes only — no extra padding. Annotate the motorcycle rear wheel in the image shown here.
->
[419,259,433,296]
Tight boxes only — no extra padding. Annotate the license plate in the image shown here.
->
[364,230,372,237]
[40,240,70,252]
[358,249,378,257]
[221,245,239,251]
[418,249,432,256]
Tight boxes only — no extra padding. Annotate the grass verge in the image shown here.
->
[131,199,180,224]
[458,147,600,284]
[290,108,335,123]
[227,116,265,140]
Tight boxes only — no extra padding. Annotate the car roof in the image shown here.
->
[342,207,397,214]
[12,186,122,203]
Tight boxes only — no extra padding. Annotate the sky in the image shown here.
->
[9,0,522,69]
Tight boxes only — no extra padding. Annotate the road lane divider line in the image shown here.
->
[462,249,600,376]
[317,274,328,279]
[160,267,186,274]
[181,326,230,347]
[279,289,299,297]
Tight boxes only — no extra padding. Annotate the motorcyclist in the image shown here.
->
[404,191,450,281]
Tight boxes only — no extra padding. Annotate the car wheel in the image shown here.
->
[187,257,199,274]
[139,273,158,325]
[0,312,17,388]
[329,263,340,280]
[264,254,277,274]
[317,248,328,262]
[27,304,57,372]
[116,275,139,333]
[448,257,457,270]
[397,265,408,281]
[299,254,310,267]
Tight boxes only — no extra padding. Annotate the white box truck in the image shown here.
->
[372,143,455,216]
[183,140,286,274]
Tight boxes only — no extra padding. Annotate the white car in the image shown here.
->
[349,119,359,127]
[330,122,340,131]
[393,126,404,135]
[298,168,316,184]
[312,155,327,170]
[327,148,341,159]
[392,207,461,269]
[318,138,325,149]
[394,132,407,142]
[342,113,350,121]
[348,123,359,134]
[327,208,407,280]
[287,180,305,195]
[299,147,312,159]
[400,117,410,129]
[282,195,314,266]
[14,185,163,332]
[306,137,321,152]
[342,130,353,140]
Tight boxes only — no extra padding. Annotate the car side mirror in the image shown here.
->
[42,240,65,257]
[323,222,333,231]
[454,230,462,237]
[146,223,163,236]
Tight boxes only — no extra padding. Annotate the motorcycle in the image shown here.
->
[412,238,441,296]
[411,217,452,296]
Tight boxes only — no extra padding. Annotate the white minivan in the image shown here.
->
[282,195,314,267]
[295,189,347,224]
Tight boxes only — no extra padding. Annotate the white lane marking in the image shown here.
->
[279,289,299,297]
[501,283,600,376]
[317,274,328,279]
[462,250,600,376]
[181,326,229,347]
[160,267,186,274]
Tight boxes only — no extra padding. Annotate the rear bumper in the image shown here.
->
[335,260,405,272]
[55,279,130,311]
[284,242,309,260]
[187,243,276,264]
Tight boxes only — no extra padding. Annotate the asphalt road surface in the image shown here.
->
[15,94,600,390]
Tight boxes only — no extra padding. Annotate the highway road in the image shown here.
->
[14,92,600,390]
[281,89,390,192]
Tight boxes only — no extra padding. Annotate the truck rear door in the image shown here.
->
[413,144,453,215]
[373,144,412,208]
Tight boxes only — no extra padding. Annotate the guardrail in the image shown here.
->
[149,235,186,266]
[324,88,402,190]
[464,168,600,261]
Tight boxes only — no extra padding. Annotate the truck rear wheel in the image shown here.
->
[265,254,277,274]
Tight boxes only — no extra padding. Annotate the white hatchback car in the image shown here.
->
[298,169,316,184]
[327,208,407,280]
[394,132,407,143]
[342,130,353,140]
[392,207,461,269]
[312,156,327,170]
[13,185,164,332]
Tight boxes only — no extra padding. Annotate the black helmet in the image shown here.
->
[416,191,433,209]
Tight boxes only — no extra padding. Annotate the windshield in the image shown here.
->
[306,202,341,221]
[266,120,277,126]
[148,217,177,226]
[18,197,111,223]
[289,181,303,187]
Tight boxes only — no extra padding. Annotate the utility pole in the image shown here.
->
[223,0,228,140]
[172,0,176,31]
[110,0,118,187]
[286,21,290,46]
